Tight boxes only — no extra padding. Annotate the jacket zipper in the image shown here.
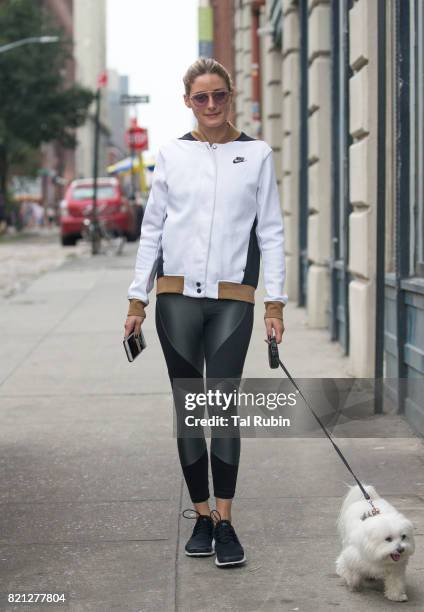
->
[204,143,218,292]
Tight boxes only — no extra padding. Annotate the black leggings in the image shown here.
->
[155,293,254,503]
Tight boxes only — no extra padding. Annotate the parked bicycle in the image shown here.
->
[82,202,126,256]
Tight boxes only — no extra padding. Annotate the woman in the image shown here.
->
[124,58,287,568]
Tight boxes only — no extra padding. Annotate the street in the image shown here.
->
[0,229,89,298]
[0,238,423,612]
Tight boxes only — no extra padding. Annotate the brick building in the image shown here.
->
[198,0,237,124]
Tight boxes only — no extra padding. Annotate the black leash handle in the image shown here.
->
[267,336,374,505]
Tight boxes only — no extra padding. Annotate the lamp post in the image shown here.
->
[0,36,59,55]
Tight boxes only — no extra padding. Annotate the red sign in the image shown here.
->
[125,125,148,151]
[97,70,108,88]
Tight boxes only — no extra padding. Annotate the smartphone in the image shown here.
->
[123,330,147,362]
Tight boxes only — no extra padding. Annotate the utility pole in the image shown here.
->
[91,87,101,254]
[91,71,108,255]
[120,94,150,235]
[129,118,137,205]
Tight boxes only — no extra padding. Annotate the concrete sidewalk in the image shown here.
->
[0,241,423,611]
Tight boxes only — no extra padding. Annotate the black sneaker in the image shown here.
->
[211,511,246,567]
[182,509,215,556]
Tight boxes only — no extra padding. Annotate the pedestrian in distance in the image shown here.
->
[124,57,287,568]
[0,192,7,235]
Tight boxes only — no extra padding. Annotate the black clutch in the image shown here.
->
[123,330,147,362]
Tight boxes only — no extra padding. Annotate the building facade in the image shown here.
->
[73,0,109,178]
[198,0,237,125]
[106,70,130,164]
[231,0,424,434]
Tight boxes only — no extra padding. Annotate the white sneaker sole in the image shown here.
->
[213,536,246,568]
[215,553,246,567]
[185,549,215,557]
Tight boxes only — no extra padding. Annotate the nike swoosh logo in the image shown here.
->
[233,157,246,164]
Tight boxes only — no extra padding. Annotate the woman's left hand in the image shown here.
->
[264,317,285,344]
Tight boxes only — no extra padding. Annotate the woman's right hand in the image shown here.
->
[124,315,144,338]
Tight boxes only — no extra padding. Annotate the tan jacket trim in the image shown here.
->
[264,301,285,320]
[156,275,184,294]
[127,298,147,319]
[191,120,241,144]
[129,277,283,319]
[217,281,255,303]
[157,276,255,303]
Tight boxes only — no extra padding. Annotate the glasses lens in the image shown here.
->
[212,91,229,105]
[191,93,209,106]
[191,91,230,107]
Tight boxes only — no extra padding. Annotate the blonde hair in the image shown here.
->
[183,57,234,96]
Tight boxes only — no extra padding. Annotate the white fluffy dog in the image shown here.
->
[336,485,415,602]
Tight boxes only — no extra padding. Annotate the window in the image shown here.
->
[269,0,282,49]
[72,185,117,201]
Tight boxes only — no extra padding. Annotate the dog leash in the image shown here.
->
[267,336,380,515]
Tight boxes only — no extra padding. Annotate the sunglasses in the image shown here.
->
[189,89,231,108]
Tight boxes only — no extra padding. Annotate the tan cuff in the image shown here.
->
[264,301,285,320]
[127,298,147,318]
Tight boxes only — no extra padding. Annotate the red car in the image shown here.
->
[60,177,140,246]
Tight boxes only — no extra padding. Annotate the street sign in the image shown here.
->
[125,126,149,151]
[120,94,150,105]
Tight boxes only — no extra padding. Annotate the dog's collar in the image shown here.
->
[361,507,381,521]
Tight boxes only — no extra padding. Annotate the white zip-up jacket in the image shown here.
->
[127,127,287,319]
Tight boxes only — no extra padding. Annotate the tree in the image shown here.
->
[0,0,95,198]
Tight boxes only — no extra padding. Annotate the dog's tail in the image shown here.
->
[340,484,379,512]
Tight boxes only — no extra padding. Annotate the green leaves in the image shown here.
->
[0,0,95,175]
